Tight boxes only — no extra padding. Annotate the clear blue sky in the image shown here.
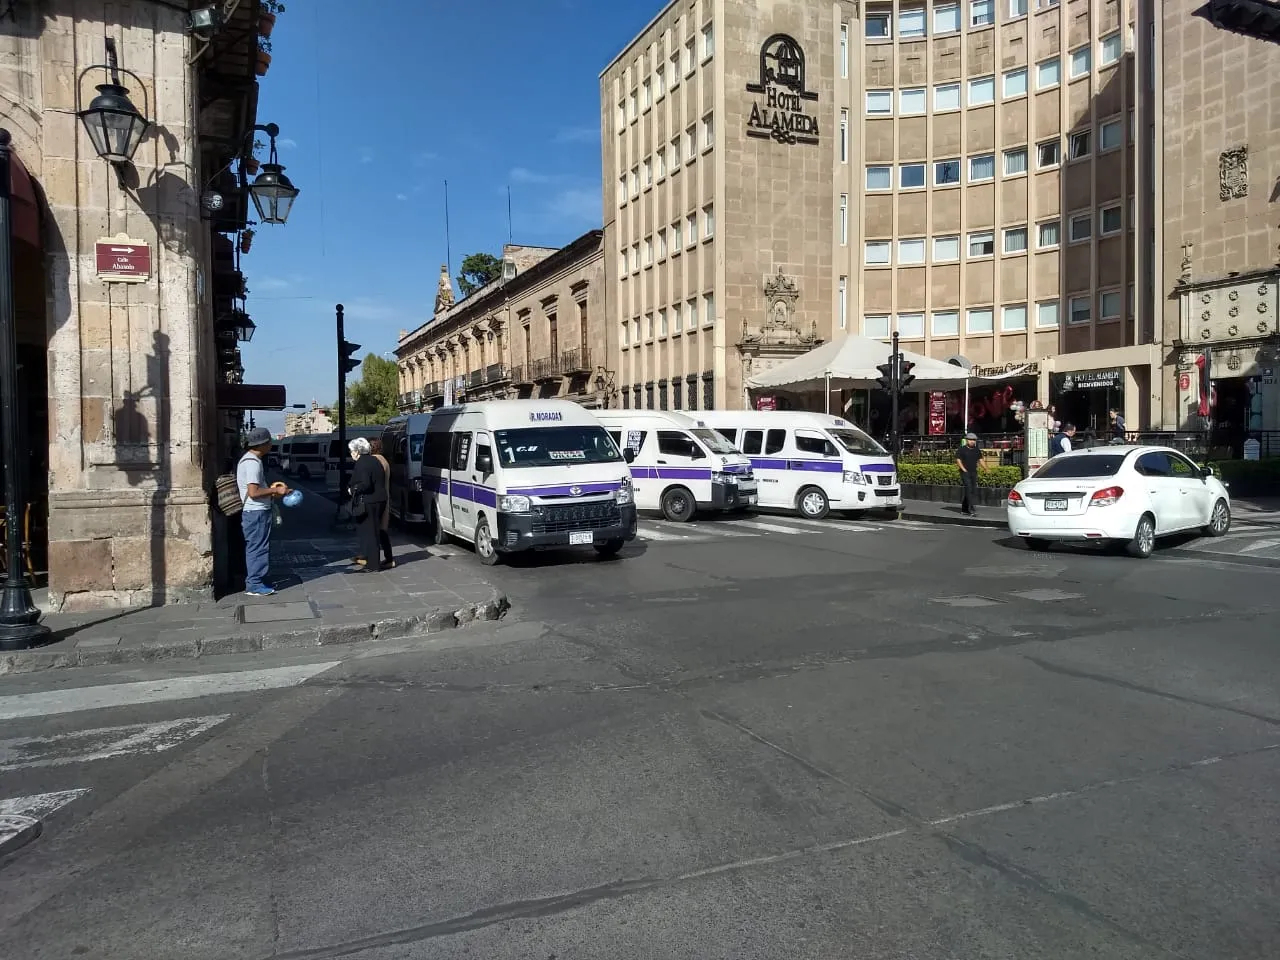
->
[246,0,657,431]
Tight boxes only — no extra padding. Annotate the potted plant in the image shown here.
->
[256,44,272,76]
[259,0,283,38]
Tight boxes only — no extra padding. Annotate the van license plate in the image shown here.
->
[1045,498,1068,511]
[568,531,594,545]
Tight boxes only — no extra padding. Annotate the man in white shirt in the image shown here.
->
[236,427,290,596]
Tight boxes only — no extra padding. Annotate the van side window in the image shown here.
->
[795,433,839,457]
[764,430,786,455]
[451,433,472,471]
[607,430,622,448]
[657,431,699,458]
[474,440,493,474]
[423,433,451,470]
[740,430,763,455]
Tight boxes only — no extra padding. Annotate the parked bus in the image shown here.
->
[279,433,328,480]
[382,413,432,524]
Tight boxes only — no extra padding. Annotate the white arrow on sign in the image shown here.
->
[109,246,136,253]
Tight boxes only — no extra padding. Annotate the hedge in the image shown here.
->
[1209,458,1280,484]
[898,462,1022,488]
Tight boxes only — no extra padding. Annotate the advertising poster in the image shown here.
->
[928,392,946,435]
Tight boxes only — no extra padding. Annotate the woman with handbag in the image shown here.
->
[351,438,396,569]
[347,437,391,571]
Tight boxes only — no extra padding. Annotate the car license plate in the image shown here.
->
[1045,498,1068,511]
[568,531,593,545]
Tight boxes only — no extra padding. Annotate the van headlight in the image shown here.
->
[842,470,864,484]
[614,479,633,505]
[498,494,531,513]
[711,471,736,484]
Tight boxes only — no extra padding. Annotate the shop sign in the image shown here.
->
[755,395,777,411]
[928,392,946,435]
[1054,369,1123,391]
[971,361,1040,379]
[745,35,819,146]
[95,235,151,283]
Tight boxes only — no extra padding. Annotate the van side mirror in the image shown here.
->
[476,453,493,475]
[690,444,706,460]
[623,448,636,464]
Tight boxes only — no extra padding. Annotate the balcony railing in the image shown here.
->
[484,362,509,384]
[510,364,530,384]
[467,369,484,389]
[527,349,591,382]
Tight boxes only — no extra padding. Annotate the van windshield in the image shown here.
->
[494,426,623,468]
[691,428,739,455]
[829,428,887,456]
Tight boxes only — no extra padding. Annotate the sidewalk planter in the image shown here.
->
[898,462,1019,508]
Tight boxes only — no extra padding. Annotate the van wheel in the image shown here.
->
[297,464,310,481]
[660,486,695,523]
[594,538,625,557]
[431,508,449,546]
[474,518,501,566]
[1126,514,1156,559]
[797,486,830,520]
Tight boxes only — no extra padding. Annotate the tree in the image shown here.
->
[457,252,503,297]
[345,353,399,424]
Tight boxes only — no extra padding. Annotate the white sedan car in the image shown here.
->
[1006,445,1231,558]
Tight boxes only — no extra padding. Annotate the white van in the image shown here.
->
[696,411,899,519]
[279,433,328,480]
[382,413,432,524]
[423,401,637,565]
[595,410,757,522]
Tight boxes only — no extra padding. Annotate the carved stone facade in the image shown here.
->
[738,268,821,398]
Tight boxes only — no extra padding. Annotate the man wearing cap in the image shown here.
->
[955,432,982,517]
[237,427,292,597]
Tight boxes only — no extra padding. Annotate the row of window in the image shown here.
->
[620,374,716,413]
[620,295,718,346]
[616,23,714,132]
[616,116,714,205]
[864,39,1122,118]
[858,292,1129,340]
[619,206,715,276]
[863,0,1061,42]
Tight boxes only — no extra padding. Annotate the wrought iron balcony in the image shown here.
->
[528,348,591,381]
[484,362,509,384]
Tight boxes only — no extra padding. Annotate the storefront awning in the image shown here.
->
[746,334,972,392]
[216,383,287,410]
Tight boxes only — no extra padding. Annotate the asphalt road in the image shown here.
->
[2,513,1279,959]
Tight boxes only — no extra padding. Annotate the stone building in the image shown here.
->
[1,1,290,609]
[396,233,612,410]
[284,405,335,437]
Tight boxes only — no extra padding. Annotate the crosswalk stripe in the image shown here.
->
[782,516,879,532]
[637,526,699,541]
[0,790,90,820]
[0,716,230,771]
[705,518,807,535]
[0,662,340,721]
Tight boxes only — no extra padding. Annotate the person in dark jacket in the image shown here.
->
[347,437,390,571]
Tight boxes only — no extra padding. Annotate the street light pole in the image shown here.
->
[0,129,51,650]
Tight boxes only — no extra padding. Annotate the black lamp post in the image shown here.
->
[247,123,300,225]
[0,130,51,650]
[76,39,151,180]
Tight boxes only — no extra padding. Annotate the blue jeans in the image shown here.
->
[241,509,272,591]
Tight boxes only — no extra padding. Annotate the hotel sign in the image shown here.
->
[745,34,819,146]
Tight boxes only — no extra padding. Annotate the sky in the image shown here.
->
[243,0,658,432]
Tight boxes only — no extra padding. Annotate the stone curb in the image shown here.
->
[0,590,511,677]
[899,508,1005,530]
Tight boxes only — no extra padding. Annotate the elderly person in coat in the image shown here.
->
[347,436,393,571]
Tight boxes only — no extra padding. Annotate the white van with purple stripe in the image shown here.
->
[595,411,756,523]
[696,411,899,519]
[422,401,637,565]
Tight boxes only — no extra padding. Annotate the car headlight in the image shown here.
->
[842,470,864,484]
[498,494,531,513]
[614,480,633,505]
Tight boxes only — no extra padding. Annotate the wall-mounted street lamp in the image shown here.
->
[234,312,257,342]
[76,39,151,182]
[247,123,300,225]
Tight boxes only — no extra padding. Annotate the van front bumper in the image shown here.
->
[496,503,638,552]
[709,480,759,511]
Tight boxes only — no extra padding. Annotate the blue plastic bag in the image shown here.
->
[282,489,304,508]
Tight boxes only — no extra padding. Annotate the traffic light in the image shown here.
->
[340,339,362,375]
[898,359,916,392]
[875,362,895,393]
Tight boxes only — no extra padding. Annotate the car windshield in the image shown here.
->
[829,428,888,456]
[691,428,739,455]
[494,426,623,468]
[1033,454,1126,479]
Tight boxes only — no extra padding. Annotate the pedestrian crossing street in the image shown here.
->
[634,514,937,545]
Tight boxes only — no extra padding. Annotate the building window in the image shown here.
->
[657,228,667,259]
[643,236,653,266]
[1069,130,1090,159]
[866,10,891,38]
[969,154,995,181]
[685,125,696,162]
[839,194,848,245]
[629,167,639,197]
[1100,204,1122,234]
[1003,68,1028,98]
[1002,304,1028,331]
[703,292,715,326]
[656,150,666,180]
[840,109,849,161]
[900,163,927,188]
[671,221,683,255]
[1009,0,1028,16]
[702,204,714,239]
[1036,300,1060,328]
[627,91,637,120]
[1100,32,1122,66]
[617,176,627,205]
[686,213,697,247]
[1037,220,1060,247]
[935,158,962,185]
[971,0,995,26]
[1037,57,1060,88]
[899,238,926,264]
[1003,226,1028,254]
[866,165,892,190]
[655,64,665,99]
[934,82,961,111]
[645,383,654,409]
[673,302,683,333]
[1037,139,1061,167]
[686,299,697,330]
[642,78,652,110]
[616,100,625,130]
[630,244,639,272]
[701,22,714,60]
[897,313,925,338]
[865,240,891,265]
[621,320,630,347]
[840,22,849,77]
[702,373,714,411]
[701,113,714,149]
[1100,290,1122,320]
[645,312,654,339]
[900,6,927,37]
[967,307,994,333]
[935,2,960,32]
[932,310,960,336]
[684,37,695,75]
[1100,119,1122,151]
[670,50,680,86]
[864,314,891,338]
[968,231,995,257]
[670,138,681,172]
[618,250,627,275]
[659,308,668,337]
[900,87,927,114]
[1069,213,1091,242]
[1069,296,1092,324]
[1004,147,1028,175]
[968,76,995,105]
[622,387,630,409]
[643,158,653,187]
[839,276,848,328]
[867,90,893,115]
[1070,45,1091,77]
[933,236,960,261]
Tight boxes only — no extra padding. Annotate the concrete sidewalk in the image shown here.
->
[3,489,508,676]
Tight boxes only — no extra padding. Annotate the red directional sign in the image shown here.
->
[95,238,152,282]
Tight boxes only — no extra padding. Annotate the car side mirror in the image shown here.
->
[623,448,636,464]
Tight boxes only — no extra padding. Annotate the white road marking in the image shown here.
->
[0,662,340,721]
[0,789,90,820]
[774,516,878,532]
[1239,538,1280,554]
[0,716,230,771]
[710,518,807,535]
[636,526,698,542]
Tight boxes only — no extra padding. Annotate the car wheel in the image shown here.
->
[1204,499,1231,538]
[797,486,830,520]
[474,517,501,566]
[660,486,696,523]
[1126,514,1156,559]
[1024,537,1052,551]
[594,538,625,557]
